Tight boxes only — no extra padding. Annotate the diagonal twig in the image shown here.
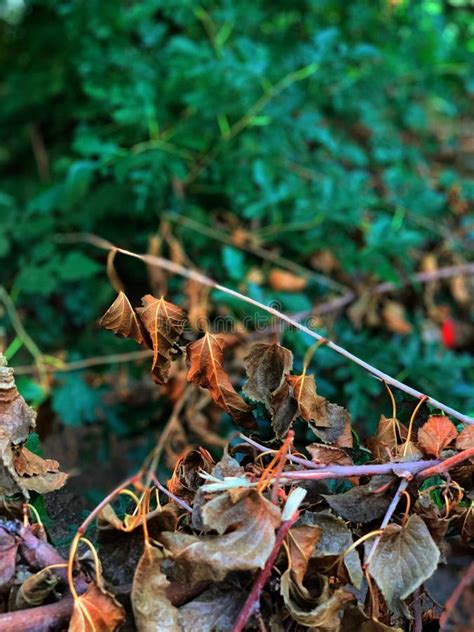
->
[60,233,474,425]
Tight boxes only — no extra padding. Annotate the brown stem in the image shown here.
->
[0,597,74,632]
[149,472,192,513]
[12,349,153,375]
[232,512,299,632]
[59,233,474,426]
[417,447,474,480]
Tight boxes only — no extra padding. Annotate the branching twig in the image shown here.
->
[232,512,299,632]
[417,447,474,480]
[59,233,474,425]
[11,349,154,375]
[149,472,192,513]
[280,448,474,482]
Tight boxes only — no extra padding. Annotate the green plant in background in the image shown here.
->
[0,0,473,457]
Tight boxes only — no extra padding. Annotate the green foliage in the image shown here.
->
[0,0,473,446]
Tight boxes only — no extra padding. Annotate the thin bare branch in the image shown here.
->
[60,233,474,425]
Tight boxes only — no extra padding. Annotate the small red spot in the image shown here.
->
[441,319,456,349]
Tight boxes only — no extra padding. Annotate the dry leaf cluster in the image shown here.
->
[0,293,473,631]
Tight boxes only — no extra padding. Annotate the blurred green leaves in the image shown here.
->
[0,0,472,435]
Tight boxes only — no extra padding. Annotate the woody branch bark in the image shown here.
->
[62,233,474,425]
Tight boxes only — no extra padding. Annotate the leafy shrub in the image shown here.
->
[0,0,473,448]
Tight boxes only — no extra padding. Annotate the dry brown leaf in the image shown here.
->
[19,470,68,494]
[69,582,125,632]
[300,511,363,589]
[456,424,474,450]
[167,447,214,504]
[323,475,394,523]
[160,488,281,582]
[418,415,458,457]
[287,374,347,444]
[13,447,60,476]
[186,332,255,428]
[132,543,181,632]
[396,440,423,460]
[307,444,353,466]
[15,567,60,609]
[0,357,36,443]
[281,572,353,630]
[270,381,298,439]
[243,342,293,409]
[99,291,144,344]
[268,269,307,292]
[367,415,406,462]
[382,300,412,335]
[137,295,187,384]
[0,354,65,496]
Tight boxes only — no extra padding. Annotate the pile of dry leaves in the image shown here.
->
[0,291,473,632]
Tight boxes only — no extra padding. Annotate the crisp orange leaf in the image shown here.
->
[418,415,457,457]
[186,332,255,428]
[69,583,125,632]
[99,291,144,344]
[456,424,474,451]
[136,295,186,384]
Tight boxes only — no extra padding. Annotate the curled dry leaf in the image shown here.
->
[281,571,353,630]
[99,291,144,344]
[456,424,474,450]
[13,447,60,476]
[287,374,348,444]
[186,332,255,428]
[168,447,215,505]
[270,381,298,439]
[300,511,363,589]
[160,488,281,582]
[13,447,68,494]
[323,475,394,523]
[365,514,440,618]
[132,543,180,632]
[367,415,406,462]
[417,415,458,457]
[382,300,412,335]
[15,567,60,609]
[137,295,187,384]
[268,268,307,292]
[0,354,66,496]
[307,443,353,466]
[243,342,293,409]
[283,522,354,628]
[69,582,125,632]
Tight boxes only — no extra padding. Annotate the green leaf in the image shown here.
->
[221,246,245,281]
[59,252,101,282]
[52,372,102,426]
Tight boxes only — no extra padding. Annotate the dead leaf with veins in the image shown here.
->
[99,291,145,344]
[186,332,255,428]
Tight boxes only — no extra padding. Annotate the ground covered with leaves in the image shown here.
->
[0,1,473,630]
[0,284,473,630]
